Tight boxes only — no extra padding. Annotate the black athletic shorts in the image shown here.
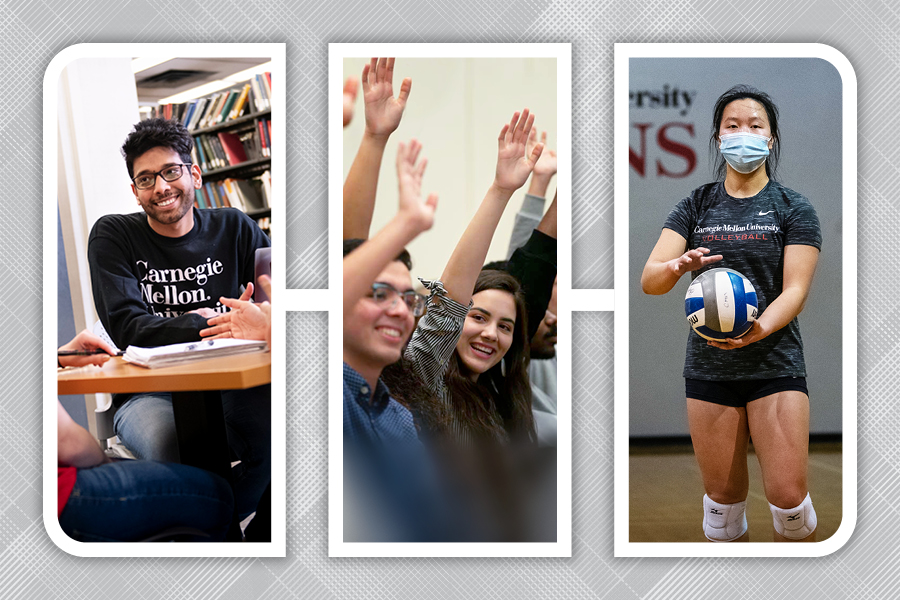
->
[685,376,808,408]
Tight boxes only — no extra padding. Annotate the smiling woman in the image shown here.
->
[457,288,518,379]
[388,107,542,447]
[444,270,533,441]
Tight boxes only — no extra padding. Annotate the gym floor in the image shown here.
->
[629,440,842,543]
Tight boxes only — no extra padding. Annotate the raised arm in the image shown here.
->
[343,57,412,240]
[507,130,557,258]
[537,190,557,239]
[440,109,543,305]
[507,191,557,339]
[527,129,557,199]
[708,244,819,350]
[641,229,723,295]
[343,140,437,317]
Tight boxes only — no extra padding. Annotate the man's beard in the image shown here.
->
[530,325,557,360]
[530,345,556,360]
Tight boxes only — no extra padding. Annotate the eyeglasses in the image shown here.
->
[370,283,427,317]
[132,164,191,190]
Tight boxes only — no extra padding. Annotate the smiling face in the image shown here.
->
[343,260,417,386]
[456,288,517,381]
[717,98,774,149]
[131,146,202,237]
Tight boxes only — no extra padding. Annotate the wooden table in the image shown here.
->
[58,352,271,483]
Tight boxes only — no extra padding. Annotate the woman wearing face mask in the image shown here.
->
[641,85,822,543]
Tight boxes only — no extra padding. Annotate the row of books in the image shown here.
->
[152,72,272,130]
[195,171,271,213]
[191,118,271,173]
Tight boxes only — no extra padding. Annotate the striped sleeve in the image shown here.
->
[403,279,472,396]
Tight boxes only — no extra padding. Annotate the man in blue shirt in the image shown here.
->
[342,237,442,542]
[342,238,424,452]
[341,139,441,540]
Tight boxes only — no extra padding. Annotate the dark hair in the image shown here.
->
[444,269,535,444]
[709,85,781,181]
[121,118,194,179]
[343,238,412,271]
[482,259,509,272]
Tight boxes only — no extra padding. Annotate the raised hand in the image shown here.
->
[495,109,543,193]
[343,76,359,127]
[362,57,411,139]
[396,139,438,234]
[671,247,723,276]
[528,129,557,179]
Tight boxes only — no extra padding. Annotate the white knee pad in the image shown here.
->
[769,493,817,540]
[702,494,748,542]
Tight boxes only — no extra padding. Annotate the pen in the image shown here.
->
[57,350,124,356]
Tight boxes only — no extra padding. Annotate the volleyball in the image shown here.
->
[684,268,758,342]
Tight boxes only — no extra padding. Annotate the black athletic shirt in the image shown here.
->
[663,181,822,380]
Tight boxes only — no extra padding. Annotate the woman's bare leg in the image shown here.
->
[687,398,751,542]
[747,390,815,542]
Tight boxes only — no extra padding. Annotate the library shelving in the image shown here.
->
[151,72,272,236]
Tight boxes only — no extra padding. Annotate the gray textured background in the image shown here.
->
[9,0,898,597]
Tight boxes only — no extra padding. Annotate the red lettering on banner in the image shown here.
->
[629,123,652,177]
[656,123,696,178]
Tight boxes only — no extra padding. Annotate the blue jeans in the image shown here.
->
[59,460,233,542]
[114,384,271,518]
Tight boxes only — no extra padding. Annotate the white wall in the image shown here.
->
[57,57,141,430]
[57,57,141,333]
[343,57,558,282]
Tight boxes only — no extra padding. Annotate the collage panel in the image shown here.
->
[614,44,856,556]
[46,43,285,556]
[331,44,572,556]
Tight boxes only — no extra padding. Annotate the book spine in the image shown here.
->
[263,72,272,109]
[229,83,252,120]
[217,90,238,124]
[257,119,269,157]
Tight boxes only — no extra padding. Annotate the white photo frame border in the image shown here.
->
[43,42,286,558]
[613,42,858,557]
[328,42,573,558]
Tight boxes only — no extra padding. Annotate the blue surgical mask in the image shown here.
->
[719,132,771,174]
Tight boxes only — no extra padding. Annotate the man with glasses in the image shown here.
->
[341,143,449,539]
[87,118,270,525]
[342,238,425,445]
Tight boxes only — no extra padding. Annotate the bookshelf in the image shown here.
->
[151,72,272,236]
